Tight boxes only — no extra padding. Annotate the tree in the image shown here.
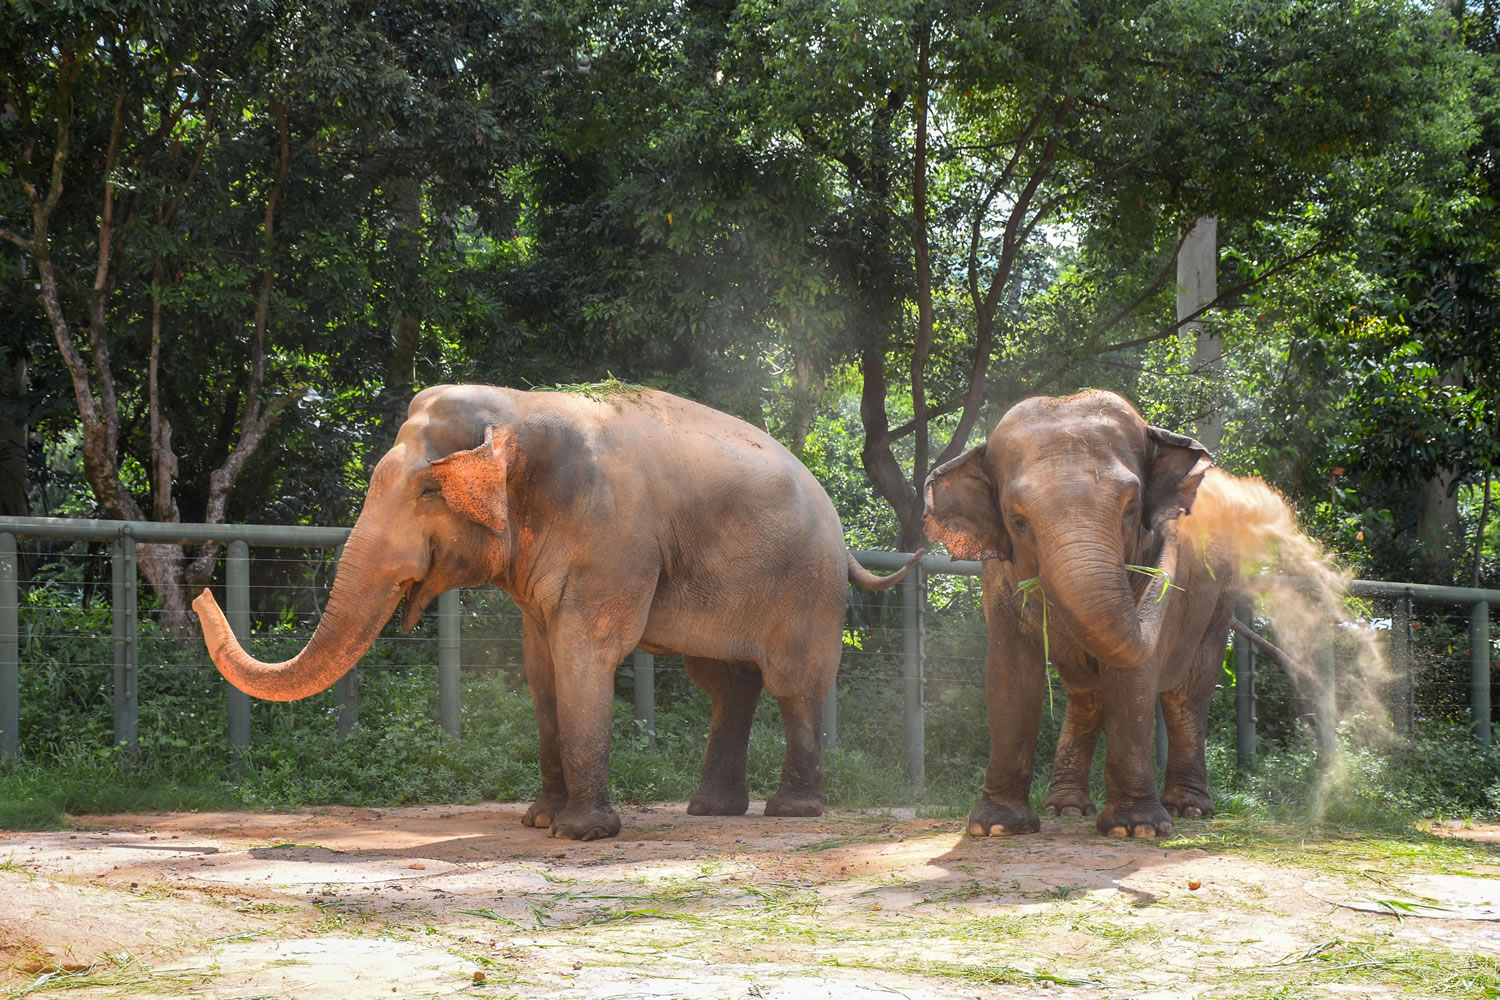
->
[0,1,561,622]
[542,0,1458,549]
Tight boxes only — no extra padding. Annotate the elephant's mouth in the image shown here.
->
[399,577,428,633]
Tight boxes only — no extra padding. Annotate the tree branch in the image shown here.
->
[887,392,964,441]
[1093,240,1322,355]
[87,92,128,465]
[911,22,934,492]
[967,98,1052,316]
[198,98,294,531]
[933,98,1072,471]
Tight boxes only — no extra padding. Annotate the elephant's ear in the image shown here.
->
[922,444,1011,562]
[1143,425,1213,528]
[428,426,517,537]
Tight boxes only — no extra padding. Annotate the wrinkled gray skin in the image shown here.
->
[923,390,1235,839]
[197,385,918,840]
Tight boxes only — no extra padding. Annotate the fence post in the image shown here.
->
[903,562,925,786]
[439,588,461,738]
[111,531,138,754]
[225,539,252,761]
[821,676,837,750]
[330,545,357,733]
[1234,597,1255,768]
[1391,591,1414,734]
[1472,600,1492,747]
[0,531,16,764]
[632,649,655,751]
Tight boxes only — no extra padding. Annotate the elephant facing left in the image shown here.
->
[194,384,919,840]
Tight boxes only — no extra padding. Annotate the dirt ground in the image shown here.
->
[3,804,1500,999]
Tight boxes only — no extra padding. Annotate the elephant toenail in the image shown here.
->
[1133,825,1157,839]
[1107,826,1128,838]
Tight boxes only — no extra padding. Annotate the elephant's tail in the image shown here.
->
[847,549,926,592]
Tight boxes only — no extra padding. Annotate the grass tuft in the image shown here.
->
[525,374,646,402]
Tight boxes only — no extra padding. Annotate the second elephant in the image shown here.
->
[924,389,1239,839]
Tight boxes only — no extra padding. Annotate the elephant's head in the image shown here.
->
[194,385,527,701]
[923,390,1211,668]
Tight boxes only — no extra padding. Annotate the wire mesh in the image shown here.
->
[5,530,1495,762]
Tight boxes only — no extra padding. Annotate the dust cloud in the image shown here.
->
[1183,469,1391,753]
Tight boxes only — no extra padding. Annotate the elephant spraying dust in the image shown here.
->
[196,384,920,840]
[924,389,1338,839]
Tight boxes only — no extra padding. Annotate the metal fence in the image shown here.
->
[0,516,1496,779]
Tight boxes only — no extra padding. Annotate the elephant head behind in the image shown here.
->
[924,390,1212,669]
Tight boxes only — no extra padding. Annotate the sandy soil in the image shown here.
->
[3,804,1500,999]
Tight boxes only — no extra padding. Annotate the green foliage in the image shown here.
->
[1217,721,1500,828]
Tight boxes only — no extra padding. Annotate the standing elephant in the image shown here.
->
[923,390,1236,839]
[196,383,918,840]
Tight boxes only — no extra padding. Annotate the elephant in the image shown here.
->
[923,389,1237,839]
[195,383,919,840]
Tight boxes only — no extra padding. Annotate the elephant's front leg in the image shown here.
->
[542,628,628,841]
[969,628,1047,837]
[1045,686,1103,817]
[520,613,569,830]
[1096,665,1173,838]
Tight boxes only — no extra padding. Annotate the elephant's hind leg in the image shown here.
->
[1160,610,1231,819]
[1045,687,1103,817]
[684,656,763,816]
[759,640,837,818]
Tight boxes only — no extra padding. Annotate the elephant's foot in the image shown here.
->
[1097,801,1173,839]
[1161,784,1215,819]
[522,793,569,829]
[548,804,621,841]
[966,797,1040,837]
[765,793,824,817]
[1043,786,1096,818]
[688,785,750,816]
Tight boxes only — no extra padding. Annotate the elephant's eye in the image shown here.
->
[1123,502,1140,522]
[1010,513,1030,535]
[420,483,442,498]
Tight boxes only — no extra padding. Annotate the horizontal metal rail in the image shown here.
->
[0,520,1493,768]
[0,515,351,547]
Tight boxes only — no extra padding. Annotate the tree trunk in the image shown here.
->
[785,351,825,455]
[1417,364,1466,583]
[0,352,28,519]
[382,177,425,448]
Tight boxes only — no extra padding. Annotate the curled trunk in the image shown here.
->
[1038,529,1182,669]
[193,527,404,701]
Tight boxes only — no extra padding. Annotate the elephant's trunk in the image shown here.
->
[193,525,409,702]
[1038,525,1182,670]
